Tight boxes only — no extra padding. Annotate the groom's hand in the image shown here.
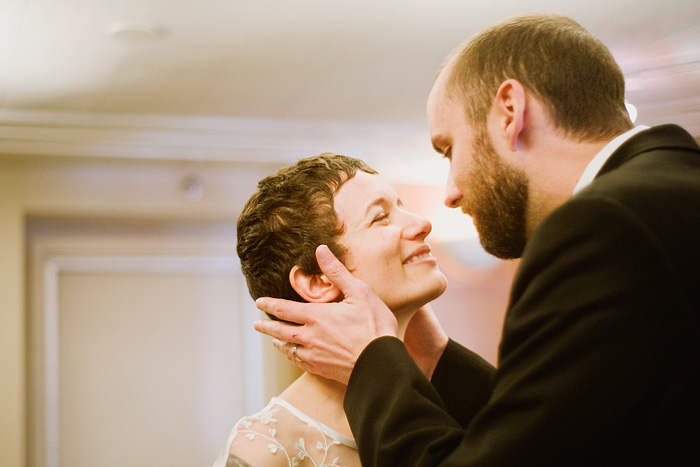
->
[254,244,398,384]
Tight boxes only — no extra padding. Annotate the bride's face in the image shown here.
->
[333,171,447,315]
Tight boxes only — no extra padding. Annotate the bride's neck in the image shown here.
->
[279,371,351,436]
[303,372,347,400]
[395,307,418,341]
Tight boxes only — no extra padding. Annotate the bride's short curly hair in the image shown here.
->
[237,153,377,302]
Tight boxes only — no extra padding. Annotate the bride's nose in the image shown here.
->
[403,212,432,240]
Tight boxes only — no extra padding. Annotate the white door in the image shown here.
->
[26,218,264,467]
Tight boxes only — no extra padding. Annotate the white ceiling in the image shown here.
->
[1,0,700,183]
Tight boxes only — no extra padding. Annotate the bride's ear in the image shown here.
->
[289,265,342,303]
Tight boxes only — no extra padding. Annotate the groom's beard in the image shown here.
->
[466,128,529,260]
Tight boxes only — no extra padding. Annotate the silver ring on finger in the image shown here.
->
[291,343,302,363]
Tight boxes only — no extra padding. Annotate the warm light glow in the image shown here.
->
[431,207,502,270]
[431,205,479,242]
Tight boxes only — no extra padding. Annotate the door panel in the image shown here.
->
[58,271,242,466]
[27,220,264,467]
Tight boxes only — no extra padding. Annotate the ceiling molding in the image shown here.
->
[0,109,430,163]
[3,104,696,184]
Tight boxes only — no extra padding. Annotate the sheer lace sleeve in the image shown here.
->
[218,398,360,467]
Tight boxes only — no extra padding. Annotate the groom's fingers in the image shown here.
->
[315,245,367,298]
[255,297,314,330]
[253,314,306,344]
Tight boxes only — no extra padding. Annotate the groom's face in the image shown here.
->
[427,72,529,259]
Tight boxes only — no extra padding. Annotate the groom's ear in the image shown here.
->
[289,265,342,303]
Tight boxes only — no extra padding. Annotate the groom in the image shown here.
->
[255,13,700,465]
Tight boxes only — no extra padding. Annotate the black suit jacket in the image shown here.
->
[344,124,700,466]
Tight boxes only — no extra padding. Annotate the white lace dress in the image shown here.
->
[212,397,360,467]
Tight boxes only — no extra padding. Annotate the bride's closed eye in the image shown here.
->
[371,212,390,225]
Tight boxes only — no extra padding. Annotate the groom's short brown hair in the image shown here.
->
[441,13,633,142]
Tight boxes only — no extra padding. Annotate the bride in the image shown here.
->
[212,153,448,467]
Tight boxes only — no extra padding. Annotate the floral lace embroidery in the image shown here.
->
[231,403,348,467]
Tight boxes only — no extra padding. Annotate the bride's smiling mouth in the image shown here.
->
[403,245,436,265]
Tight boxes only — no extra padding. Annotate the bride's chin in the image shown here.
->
[422,276,449,302]
[394,290,447,318]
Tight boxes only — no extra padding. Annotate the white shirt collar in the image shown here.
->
[572,125,649,195]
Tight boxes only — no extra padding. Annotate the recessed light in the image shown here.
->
[106,21,165,42]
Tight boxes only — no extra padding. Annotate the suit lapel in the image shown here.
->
[597,124,700,177]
